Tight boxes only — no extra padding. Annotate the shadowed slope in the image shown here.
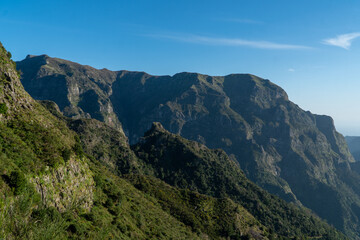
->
[131,122,346,239]
[17,54,360,238]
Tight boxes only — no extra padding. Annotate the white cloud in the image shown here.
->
[288,68,295,72]
[149,34,310,50]
[322,32,360,49]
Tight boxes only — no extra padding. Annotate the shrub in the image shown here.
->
[73,135,84,158]
[62,148,72,162]
[6,51,12,59]
[0,103,8,114]
[9,170,27,195]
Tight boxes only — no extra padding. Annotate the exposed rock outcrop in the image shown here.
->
[32,158,94,212]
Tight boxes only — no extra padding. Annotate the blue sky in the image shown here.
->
[1,0,360,135]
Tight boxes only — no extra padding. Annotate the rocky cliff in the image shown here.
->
[346,136,360,161]
[0,43,98,238]
[16,54,360,238]
[0,42,274,240]
[17,55,122,131]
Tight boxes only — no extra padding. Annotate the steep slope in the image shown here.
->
[88,161,258,240]
[126,174,270,240]
[39,99,140,175]
[131,122,346,239]
[38,102,270,239]
[0,43,271,239]
[16,54,122,131]
[40,98,346,239]
[346,136,360,161]
[0,43,96,238]
[17,55,360,238]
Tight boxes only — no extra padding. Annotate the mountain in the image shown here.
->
[0,43,275,239]
[16,54,122,132]
[130,122,346,239]
[39,99,140,175]
[0,43,95,238]
[16,54,360,238]
[346,136,360,161]
[39,100,348,239]
[46,96,347,239]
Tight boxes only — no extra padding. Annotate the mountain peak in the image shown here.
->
[146,122,166,135]
[0,42,34,114]
[25,54,49,60]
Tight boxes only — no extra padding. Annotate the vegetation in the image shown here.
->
[16,53,360,238]
[0,103,7,114]
[0,42,265,240]
[39,100,140,175]
[0,43,198,239]
[8,170,27,195]
[0,162,202,239]
[42,99,348,239]
[67,118,140,175]
[132,123,347,239]
[126,174,270,239]
[0,41,353,239]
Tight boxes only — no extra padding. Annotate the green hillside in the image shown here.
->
[131,122,346,239]
[16,55,360,238]
[1,42,272,240]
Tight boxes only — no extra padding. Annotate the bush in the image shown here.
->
[9,170,27,195]
[31,207,61,222]
[62,148,72,162]
[73,135,84,158]
[0,103,8,114]
[7,51,12,59]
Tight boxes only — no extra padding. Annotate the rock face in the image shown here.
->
[0,43,98,238]
[346,136,360,161]
[67,117,140,175]
[16,55,122,132]
[8,43,347,240]
[39,97,347,239]
[0,43,96,210]
[32,158,94,212]
[39,99,140,175]
[16,55,360,238]
[0,49,34,117]
[2,43,261,240]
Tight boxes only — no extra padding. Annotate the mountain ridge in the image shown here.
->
[1,42,275,240]
[346,136,360,161]
[131,121,346,238]
[16,54,360,238]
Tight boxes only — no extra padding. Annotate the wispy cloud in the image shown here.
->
[322,32,360,49]
[148,34,310,50]
[288,68,295,72]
